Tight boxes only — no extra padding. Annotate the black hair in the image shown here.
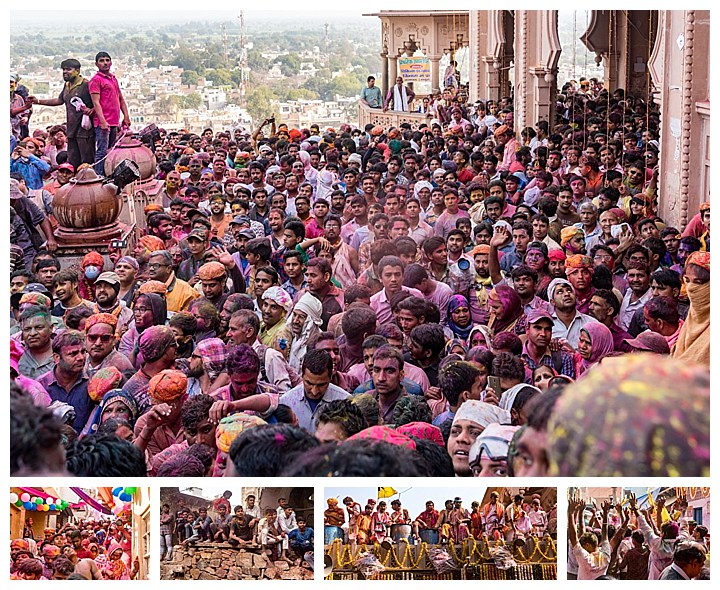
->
[409,323,445,357]
[66,433,147,476]
[168,311,198,336]
[438,361,481,406]
[10,384,64,476]
[410,437,455,476]
[281,439,424,477]
[301,349,334,377]
[491,352,525,382]
[510,264,538,283]
[283,219,306,240]
[525,386,564,431]
[392,395,432,426]
[182,394,215,430]
[316,399,368,438]
[228,424,320,476]
[590,264,614,290]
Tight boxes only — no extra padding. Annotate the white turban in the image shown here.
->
[452,400,510,429]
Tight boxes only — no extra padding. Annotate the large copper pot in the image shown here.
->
[104,135,156,181]
[53,167,123,244]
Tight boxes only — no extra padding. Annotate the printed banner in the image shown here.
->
[398,57,430,81]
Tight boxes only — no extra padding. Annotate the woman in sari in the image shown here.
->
[94,540,139,580]
[446,294,473,342]
[575,322,614,376]
[487,286,526,336]
[118,292,167,367]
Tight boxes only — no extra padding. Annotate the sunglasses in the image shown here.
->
[87,333,114,344]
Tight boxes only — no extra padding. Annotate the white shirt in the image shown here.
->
[572,540,611,580]
[617,287,653,331]
[551,311,597,348]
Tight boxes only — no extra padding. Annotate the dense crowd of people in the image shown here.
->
[324,492,556,548]
[162,493,313,565]
[10,515,140,580]
[567,491,709,580]
[10,53,710,478]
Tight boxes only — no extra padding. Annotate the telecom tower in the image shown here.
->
[324,22,329,68]
[238,11,248,97]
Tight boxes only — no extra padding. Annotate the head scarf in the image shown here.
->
[85,313,118,332]
[565,254,593,277]
[134,293,167,329]
[139,324,175,363]
[469,423,521,464]
[138,235,165,253]
[82,388,139,436]
[262,286,293,314]
[194,338,227,382]
[215,413,266,453]
[444,338,468,357]
[547,249,566,262]
[327,498,339,507]
[579,322,615,374]
[446,294,473,340]
[452,400,510,430]
[346,425,417,450]
[287,292,323,372]
[197,261,226,281]
[488,286,523,334]
[396,422,444,447]
[560,226,584,248]
[498,384,541,415]
[81,251,105,270]
[468,325,492,349]
[148,369,188,403]
[547,278,573,302]
[686,251,710,272]
[413,180,433,198]
[116,256,139,271]
[547,353,709,476]
[87,367,124,402]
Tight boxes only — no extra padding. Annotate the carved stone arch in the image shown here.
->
[542,10,562,73]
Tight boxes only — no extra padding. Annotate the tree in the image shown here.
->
[245,86,278,126]
[181,70,200,86]
[182,93,203,110]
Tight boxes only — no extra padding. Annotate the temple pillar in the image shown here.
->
[468,10,490,100]
[482,57,501,102]
[380,52,389,98]
[429,55,441,94]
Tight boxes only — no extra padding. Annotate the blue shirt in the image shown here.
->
[354,378,423,397]
[37,369,94,432]
[287,527,314,548]
[10,154,51,190]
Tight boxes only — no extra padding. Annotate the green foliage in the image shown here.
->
[245,86,278,125]
[181,70,200,86]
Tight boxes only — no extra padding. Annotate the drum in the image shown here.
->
[419,529,440,545]
[324,526,344,545]
[390,524,412,543]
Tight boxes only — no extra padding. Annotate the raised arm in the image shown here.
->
[488,226,508,285]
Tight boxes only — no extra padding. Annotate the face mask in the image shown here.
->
[84,265,100,280]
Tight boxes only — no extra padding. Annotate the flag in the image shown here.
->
[378,487,397,499]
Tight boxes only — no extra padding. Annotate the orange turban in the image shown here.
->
[560,226,584,247]
[137,280,168,295]
[138,235,165,253]
[197,261,226,281]
[471,245,490,256]
[88,366,124,402]
[85,313,118,331]
[686,251,710,272]
[148,369,188,403]
[565,254,593,276]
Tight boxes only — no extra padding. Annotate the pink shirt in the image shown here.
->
[370,286,423,324]
[89,71,122,126]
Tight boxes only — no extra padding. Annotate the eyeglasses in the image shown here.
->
[87,333,114,344]
[134,306,152,313]
[147,263,169,270]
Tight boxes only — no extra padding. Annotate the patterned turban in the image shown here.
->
[19,292,51,309]
[346,425,417,450]
[42,544,61,558]
[565,254,593,277]
[370,126,384,136]
[547,353,709,477]
[560,226,584,247]
[197,261,226,281]
[194,338,228,382]
[686,251,710,272]
[262,286,293,314]
[148,369,188,403]
[11,539,30,552]
[138,235,165,253]
[139,326,176,363]
[137,280,167,295]
[81,251,105,270]
[396,422,444,447]
[88,366,124,402]
[85,313,118,331]
[215,413,266,453]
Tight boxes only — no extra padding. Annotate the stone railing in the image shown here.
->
[358,102,433,131]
